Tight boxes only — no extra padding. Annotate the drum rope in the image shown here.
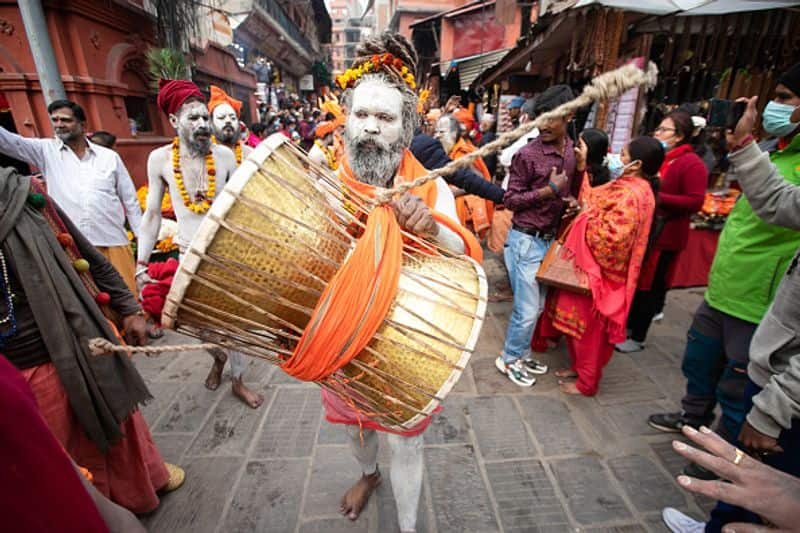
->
[371,61,658,205]
[88,338,219,356]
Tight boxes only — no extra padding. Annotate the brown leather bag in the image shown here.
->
[536,219,591,295]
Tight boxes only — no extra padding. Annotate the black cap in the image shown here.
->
[777,62,800,97]
[534,85,574,115]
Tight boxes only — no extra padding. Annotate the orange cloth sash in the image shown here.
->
[281,149,480,384]
[449,138,494,238]
[339,149,483,262]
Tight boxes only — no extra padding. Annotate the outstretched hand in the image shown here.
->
[672,425,799,532]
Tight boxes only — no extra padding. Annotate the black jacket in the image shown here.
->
[410,132,505,205]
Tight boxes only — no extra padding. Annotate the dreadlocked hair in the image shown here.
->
[353,31,418,79]
[342,31,421,147]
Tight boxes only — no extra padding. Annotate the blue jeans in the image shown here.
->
[705,379,800,532]
[501,228,551,364]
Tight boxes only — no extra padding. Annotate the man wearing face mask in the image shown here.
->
[137,79,265,409]
[0,100,142,296]
[650,64,800,503]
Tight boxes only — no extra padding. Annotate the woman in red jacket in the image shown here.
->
[617,111,707,352]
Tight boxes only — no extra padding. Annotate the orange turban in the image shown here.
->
[208,85,242,118]
[315,121,336,139]
[157,79,204,116]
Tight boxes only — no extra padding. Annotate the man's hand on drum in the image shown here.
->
[392,193,439,238]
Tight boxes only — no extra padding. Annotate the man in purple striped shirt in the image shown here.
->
[496,85,580,387]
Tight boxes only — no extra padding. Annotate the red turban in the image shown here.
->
[157,79,204,116]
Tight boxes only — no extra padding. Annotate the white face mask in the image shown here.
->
[762,101,800,138]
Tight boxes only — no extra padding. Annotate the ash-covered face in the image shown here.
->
[211,103,239,145]
[170,100,211,155]
[434,116,458,154]
[344,80,405,187]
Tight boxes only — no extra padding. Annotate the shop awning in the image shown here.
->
[440,48,512,89]
[561,0,799,15]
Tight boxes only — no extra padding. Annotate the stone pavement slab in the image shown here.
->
[138,250,713,532]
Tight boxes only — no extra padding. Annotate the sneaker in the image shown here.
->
[495,356,536,387]
[616,338,645,353]
[662,508,705,533]
[648,412,704,433]
[652,312,665,322]
[521,356,548,375]
[682,462,719,481]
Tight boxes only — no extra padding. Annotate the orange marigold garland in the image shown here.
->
[211,135,242,165]
[171,137,216,215]
[336,52,416,91]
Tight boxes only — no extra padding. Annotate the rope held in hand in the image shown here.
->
[371,61,659,205]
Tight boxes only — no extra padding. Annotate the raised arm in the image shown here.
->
[136,150,165,266]
[728,141,800,230]
[0,127,48,169]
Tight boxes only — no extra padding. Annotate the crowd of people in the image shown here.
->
[0,27,797,533]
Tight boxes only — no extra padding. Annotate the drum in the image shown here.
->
[162,134,487,431]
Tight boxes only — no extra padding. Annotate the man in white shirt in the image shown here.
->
[0,99,142,293]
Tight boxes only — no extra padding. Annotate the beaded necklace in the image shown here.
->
[0,250,17,347]
[171,137,216,214]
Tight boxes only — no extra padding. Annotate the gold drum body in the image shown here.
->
[163,134,487,431]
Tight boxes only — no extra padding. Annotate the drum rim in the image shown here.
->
[389,255,488,430]
[162,133,291,329]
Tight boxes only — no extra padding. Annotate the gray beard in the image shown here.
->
[186,138,211,156]
[345,135,404,187]
[214,126,238,146]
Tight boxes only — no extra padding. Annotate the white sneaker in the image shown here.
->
[495,356,536,387]
[662,508,705,533]
[616,339,645,353]
[653,312,665,322]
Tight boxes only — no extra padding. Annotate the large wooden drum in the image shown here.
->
[163,134,487,431]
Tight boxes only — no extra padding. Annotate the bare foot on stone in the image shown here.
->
[231,377,264,408]
[558,380,582,395]
[340,470,381,520]
[204,355,226,391]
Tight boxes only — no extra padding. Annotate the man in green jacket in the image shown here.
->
[661,72,800,533]
[648,64,800,466]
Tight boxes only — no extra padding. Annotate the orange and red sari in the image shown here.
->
[539,173,655,395]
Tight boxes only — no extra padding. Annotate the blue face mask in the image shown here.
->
[606,153,624,179]
[659,139,670,150]
[762,101,800,138]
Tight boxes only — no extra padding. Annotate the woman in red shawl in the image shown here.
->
[542,136,663,396]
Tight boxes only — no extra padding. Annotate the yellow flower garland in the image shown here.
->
[211,135,242,165]
[314,139,338,170]
[336,53,416,91]
[171,137,215,214]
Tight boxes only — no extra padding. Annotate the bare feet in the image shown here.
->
[204,351,227,391]
[231,377,264,409]
[554,368,578,379]
[340,470,381,520]
[558,380,582,395]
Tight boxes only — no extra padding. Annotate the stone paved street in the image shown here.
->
[138,251,714,532]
